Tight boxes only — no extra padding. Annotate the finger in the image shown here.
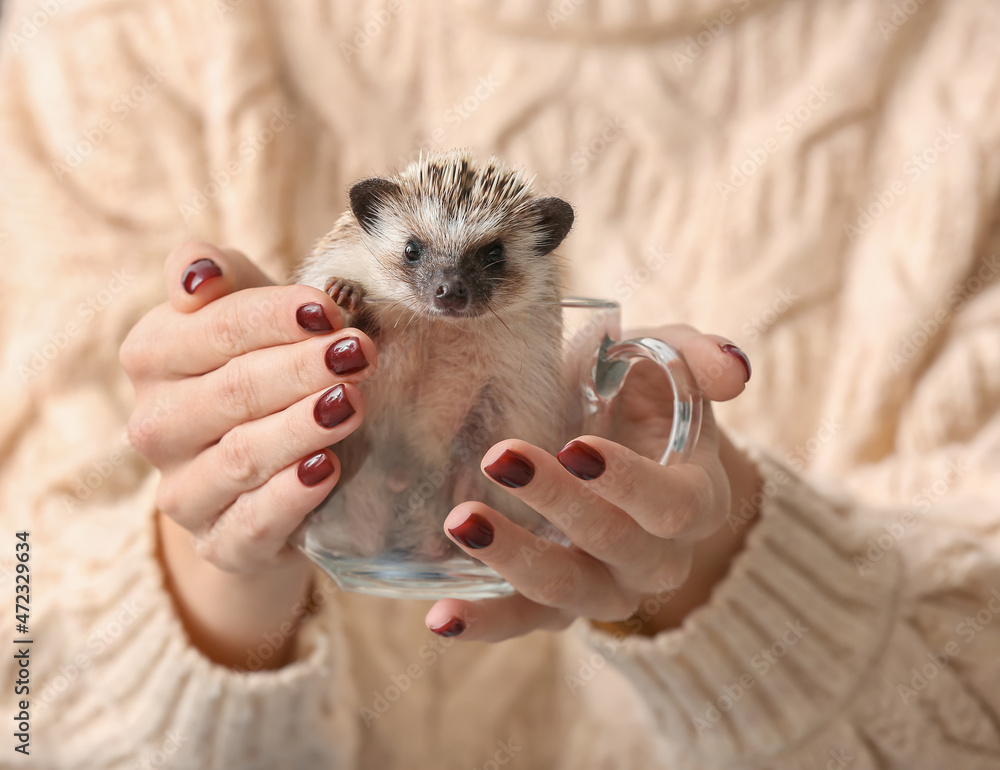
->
[682,334,751,402]
[627,324,751,402]
[158,384,364,530]
[148,329,376,460]
[127,284,346,378]
[164,241,274,312]
[192,449,340,573]
[551,435,722,542]
[440,501,639,622]
[424,594,572,643]
[478,441,677,583]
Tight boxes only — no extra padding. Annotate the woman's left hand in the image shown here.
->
[425,325,761,642]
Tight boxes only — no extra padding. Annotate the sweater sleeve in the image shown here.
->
[18,478,358,769]
[0,2,357,767]
[569,438,1000,769]
[565,5,1000,763]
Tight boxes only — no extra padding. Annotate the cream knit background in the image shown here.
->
[1,0,1000,767]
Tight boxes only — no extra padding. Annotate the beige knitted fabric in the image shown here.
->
[2,0,1000,767]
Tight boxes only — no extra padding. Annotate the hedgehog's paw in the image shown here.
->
[386,465,414,494]
[324,277,366,313]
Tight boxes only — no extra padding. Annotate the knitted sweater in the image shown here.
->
[2,0,1000,767]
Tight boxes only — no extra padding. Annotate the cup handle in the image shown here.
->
[589,336,703,466]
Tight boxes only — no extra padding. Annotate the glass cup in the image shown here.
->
[291,298,702,599]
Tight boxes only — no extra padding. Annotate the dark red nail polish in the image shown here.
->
[484,450,534,488]
[325,337,368,375]
[448,513,494,549]
[720,344,752,382]
[557,440,606,480]
[298,451,334,487]
[313,385,355,428]
[296,303,334,333]
[181,258,222,294]
[430,617,465,637]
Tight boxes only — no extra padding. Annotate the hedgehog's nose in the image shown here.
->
[434,279,469,312]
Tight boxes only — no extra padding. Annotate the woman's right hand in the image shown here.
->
[119,241,378,668]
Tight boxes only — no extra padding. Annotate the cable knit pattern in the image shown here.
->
[572,443,1000,768]
[1,0,999,767]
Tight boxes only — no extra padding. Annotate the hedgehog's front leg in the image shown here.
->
[324,277,380,336]
[324,277,367,313]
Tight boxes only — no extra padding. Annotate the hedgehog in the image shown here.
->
[296,150,574,563]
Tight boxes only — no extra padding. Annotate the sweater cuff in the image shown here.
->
[51,476,356,767]
[570,440,902,764]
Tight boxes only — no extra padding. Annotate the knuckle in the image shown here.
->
[207,308,246,358]
[651,475,710,539]
[126,414,150,456]
[284,346,318,395]
[216,358,260,422]
[527,478,567,516]
[193,516,246,572]
[646,505,679,539]
[287,411,322,452]
[195,505,272,572]
[119,326,154,378]
[648,506,686,539]
[127,410,163,459]
[240,290,283,337]
[218,427,264,486]
[192,532,227,569]
[610,467,643,507]
[532,562,584,608]
[579,512,630,555]
[120,305,179,378]
[154,478,182,519]
[235,502,270,546]
[125,390,177,461]
[118,334,138,375]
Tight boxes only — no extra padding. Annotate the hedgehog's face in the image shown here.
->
[389,232,507,317]
[348,170,573,319]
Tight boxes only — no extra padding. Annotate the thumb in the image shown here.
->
[164,240,276,313]
[629,324,751,403]
[682,334,752,403]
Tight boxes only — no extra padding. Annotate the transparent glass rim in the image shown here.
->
[359,295,620,311]
[555,296,619,311]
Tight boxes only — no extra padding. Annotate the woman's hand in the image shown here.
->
[424,327,760,641]
[119,241,378,668]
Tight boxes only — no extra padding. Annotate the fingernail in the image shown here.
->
[325,336,368,376]
[483,449,534,488]
[296,303,334,334]
[557,440,606,480]
[430,617,465,637]
[297,451,335,487]
[313,385,355,428]
[448,512,494,549]
[720,344,752,382]
[181,258,222,294]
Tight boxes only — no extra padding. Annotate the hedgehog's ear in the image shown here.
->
[526,197,575,255]
[349,178,402,235]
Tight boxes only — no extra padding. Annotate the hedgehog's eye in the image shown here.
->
[482,240,504,265]
[403,239,422,263]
